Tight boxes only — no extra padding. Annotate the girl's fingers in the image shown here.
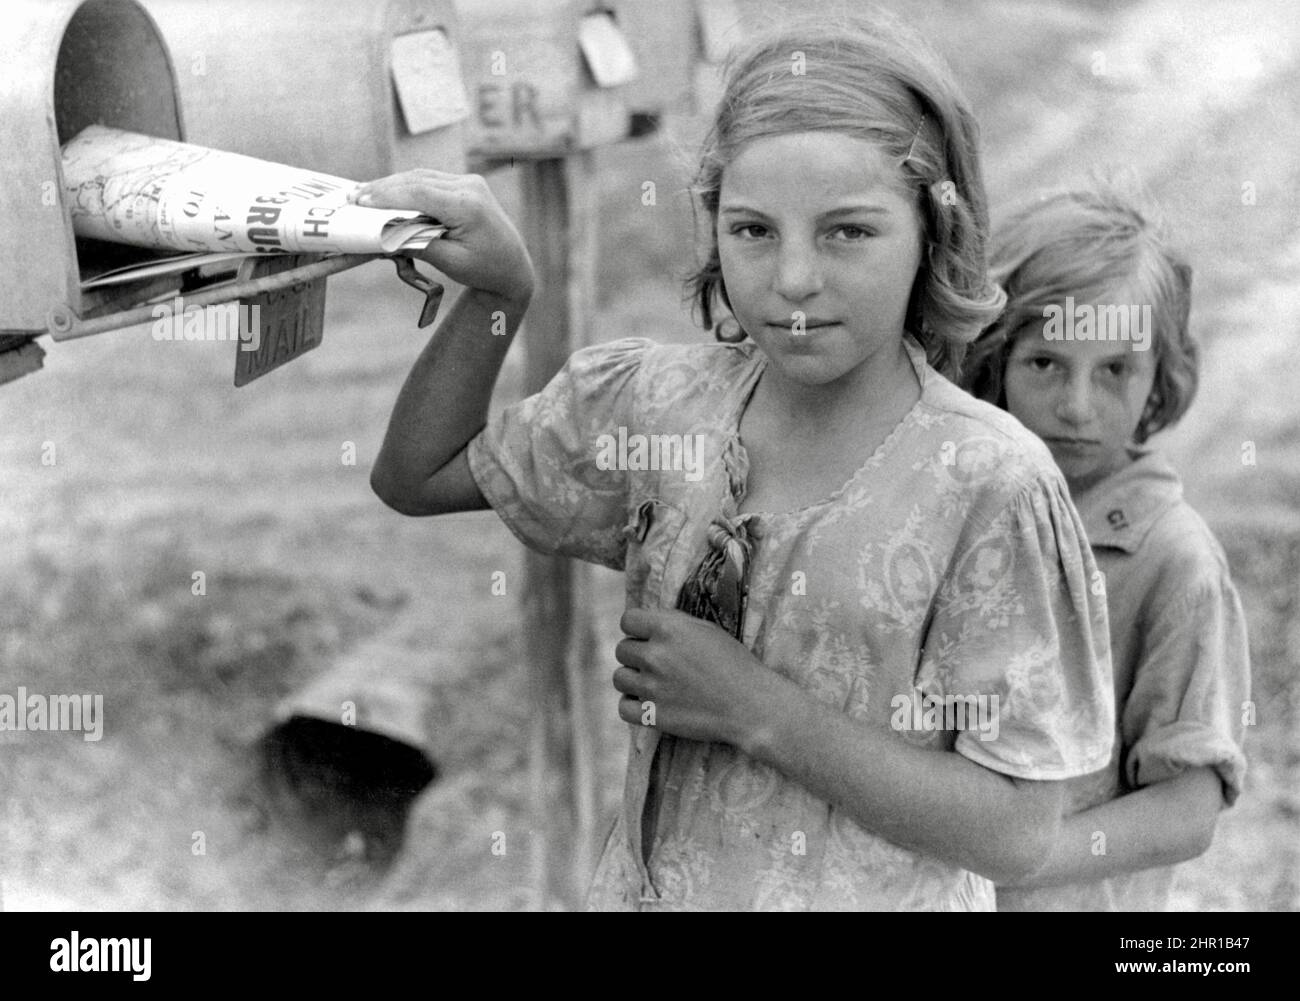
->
[346,170,530,299]
[613,665,656,703]
[613,663,634,696]
[351,172,482,219]
[352,180,457,215]
[619,606,657,639]
[354,175,459,200]
[618,695,655,727]
[353,168,467,196]
[383,167,467,182]
[613,636,649,670]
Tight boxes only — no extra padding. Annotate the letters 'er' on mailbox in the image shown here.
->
[142,0,470,181]
[456,0,645,162]
[0,0,186,340]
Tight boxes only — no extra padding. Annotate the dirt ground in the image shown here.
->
[2,0,1298,910]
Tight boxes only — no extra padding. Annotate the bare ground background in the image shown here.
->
[2,0,1298,910]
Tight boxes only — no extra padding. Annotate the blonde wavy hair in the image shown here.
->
[685,7,1006,380]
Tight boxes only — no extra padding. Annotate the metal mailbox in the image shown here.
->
[1,0,460,385]
[615,0,697,119]
[456,0,645,161]
[141,0,469,182]
[0,0,187,342]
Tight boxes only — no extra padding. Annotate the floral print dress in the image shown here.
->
[467,333,1115,910]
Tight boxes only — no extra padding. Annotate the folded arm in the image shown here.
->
[1000,766,1223,889]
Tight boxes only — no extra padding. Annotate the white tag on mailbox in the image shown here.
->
[391,29,471,135]
[578,13,639,89]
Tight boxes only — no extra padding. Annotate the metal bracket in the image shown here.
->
[391,256,445,328]
[53,252,446,341]
[54,255,373,342]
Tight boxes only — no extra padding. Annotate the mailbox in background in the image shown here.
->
[615,0,697,120]
[142,0,469,181]
[0,0,186,342]
[693,0,747,114]
[456,0,644,162]
[615,0,748,124]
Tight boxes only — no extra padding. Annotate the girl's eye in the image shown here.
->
[1025,356,1056,373]
[1105,361,1127,378]
[831,224,873,241]
[731,224,770,239]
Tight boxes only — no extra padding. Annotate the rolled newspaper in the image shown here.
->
[61,125,444,260]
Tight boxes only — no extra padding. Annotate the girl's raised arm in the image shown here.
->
[363,170,535,516]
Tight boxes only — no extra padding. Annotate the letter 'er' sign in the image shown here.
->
[455,0,644,161]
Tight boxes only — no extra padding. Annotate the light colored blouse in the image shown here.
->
[467,333,1115,910]
[998,447,1250,912]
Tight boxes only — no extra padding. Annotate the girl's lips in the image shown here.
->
[1046,437,1100,451]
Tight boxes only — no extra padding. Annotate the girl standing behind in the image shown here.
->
[365,11,1116,910]
[963,178,1250,910]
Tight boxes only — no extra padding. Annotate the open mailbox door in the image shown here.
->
[1,0,190,381]
[1,0,468,388]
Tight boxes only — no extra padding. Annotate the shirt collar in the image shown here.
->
[1072,446,1184,552]
[902,332,930,393]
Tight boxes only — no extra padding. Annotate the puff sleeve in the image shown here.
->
[917,474,1115,780]
[1120,546,1250,806]
[466,336,654,570]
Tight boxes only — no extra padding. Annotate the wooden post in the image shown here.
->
[517,154,600,909]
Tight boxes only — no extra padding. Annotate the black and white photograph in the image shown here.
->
[1,0,1296,949]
